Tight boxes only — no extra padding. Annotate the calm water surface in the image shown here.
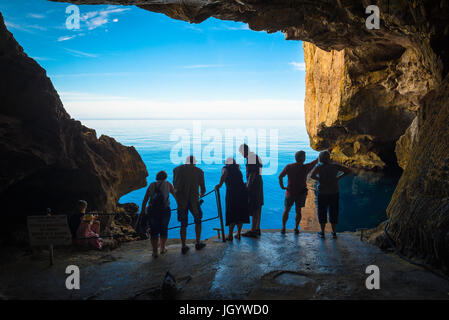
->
[83,120,399,239]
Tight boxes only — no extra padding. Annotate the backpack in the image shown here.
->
[149,181,168,213]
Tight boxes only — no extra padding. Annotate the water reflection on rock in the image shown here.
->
[301,170,400,232]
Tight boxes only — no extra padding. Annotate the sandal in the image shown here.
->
[226,235,233,242]
[152,252,159,258]
[280,228,286,234]
[235,234,241,240]
[317,231,325,239]
[160,248,167,254]
[294,229,300,235]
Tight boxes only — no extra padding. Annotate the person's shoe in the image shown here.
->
[181,246,190,255]
[294,229,300,235]
[160,248,167,254]
[242,230,257,238]
[256,229,261,236]
[152,252,159,258]
[317,231,325,239]
[280,228,286,234]
[332,232,337,239]
[195,242,206,250]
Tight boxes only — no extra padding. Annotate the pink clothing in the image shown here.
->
[76,222,102,249]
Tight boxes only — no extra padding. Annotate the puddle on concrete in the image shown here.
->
[274,272,315,287]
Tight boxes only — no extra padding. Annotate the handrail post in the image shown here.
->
[215,189,226,243]
[46,208,54,266]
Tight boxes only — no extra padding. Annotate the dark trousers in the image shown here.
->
[317,193,339,224]
[149,207,171,238]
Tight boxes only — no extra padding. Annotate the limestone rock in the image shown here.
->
[303,42,433,169]
[395,117,419,170]
[0,13,148,224]
[385,76,449,269]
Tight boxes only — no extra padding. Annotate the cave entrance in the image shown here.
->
[1,1,398,239]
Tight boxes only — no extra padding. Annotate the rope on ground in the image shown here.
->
[383,219,449,282]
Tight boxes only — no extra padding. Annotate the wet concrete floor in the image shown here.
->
[1,231,448,300]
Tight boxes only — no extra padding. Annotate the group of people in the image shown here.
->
[279,150,351,239]
[67,144,352,254]
[138,144,264,257]
[139,144,352,258]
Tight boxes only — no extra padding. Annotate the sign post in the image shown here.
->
[27,213,72,266]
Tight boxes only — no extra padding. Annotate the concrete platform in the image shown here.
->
[1,231,448,300]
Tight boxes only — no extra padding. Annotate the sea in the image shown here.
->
[83,119,400,239]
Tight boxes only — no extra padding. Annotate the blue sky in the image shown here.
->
[0,0,306,120]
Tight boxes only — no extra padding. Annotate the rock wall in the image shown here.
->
[0,13,148,222]
[303,42,434,169]
[386,75,449,268]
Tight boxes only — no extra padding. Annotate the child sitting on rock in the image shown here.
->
[76,213,103,250]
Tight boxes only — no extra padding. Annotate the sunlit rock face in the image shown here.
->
[0,13,148,222]
[303,43,433,170]
[8,0,449,268]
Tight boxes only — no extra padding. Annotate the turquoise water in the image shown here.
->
[83,120,399,239]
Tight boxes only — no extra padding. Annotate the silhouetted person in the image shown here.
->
[69,200,87,238]
[173,156,206,254]
[239,144,263,238]
[279,151,318,234]
[141,171,175,258]
[69,200,100,239]
[215,157,250,241]
[310,150,352,239]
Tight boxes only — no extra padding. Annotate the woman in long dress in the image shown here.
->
[215,157,250,241]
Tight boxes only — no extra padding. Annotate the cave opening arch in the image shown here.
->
[1,0,448,269]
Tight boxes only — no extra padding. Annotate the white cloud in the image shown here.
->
[32,56,54,61]
[81,7,130,30]
[223,24,250,31]
[58,35,76,42]
[290,61,306,71]
[86,16,109,30]
[65,49,98,58]
[5,21,47,33]
[27,13,45,19]
[59,92,304,120]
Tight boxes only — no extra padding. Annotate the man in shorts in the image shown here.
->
[278,151,318,234]
[173,155,207,254]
